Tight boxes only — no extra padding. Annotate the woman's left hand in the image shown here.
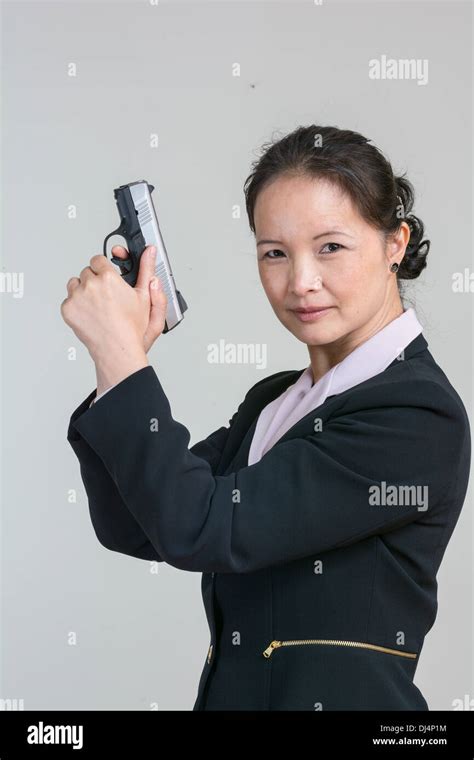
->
[60,245,168,388]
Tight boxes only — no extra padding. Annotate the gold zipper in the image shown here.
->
[207,644,214,663]
[263,639,417,659]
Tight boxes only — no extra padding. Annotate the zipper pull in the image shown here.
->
[263,640,281,658]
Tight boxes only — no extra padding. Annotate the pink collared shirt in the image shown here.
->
[247,307,423,466]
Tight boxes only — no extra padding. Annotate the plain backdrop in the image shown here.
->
[1,0,472,710]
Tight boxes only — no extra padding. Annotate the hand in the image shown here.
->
[61,246,168,389]
[110,245,167,353]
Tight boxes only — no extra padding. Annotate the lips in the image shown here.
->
[292,306,333,313]
[290,305,335,323]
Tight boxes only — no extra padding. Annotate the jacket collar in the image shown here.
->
[248,308,424,465]
[220,331,429,472]
[248,330,427,421]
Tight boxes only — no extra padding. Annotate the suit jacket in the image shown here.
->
[67,332,471,711]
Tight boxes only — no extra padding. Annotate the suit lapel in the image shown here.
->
[218,332,429,472]
[218,371,303,473]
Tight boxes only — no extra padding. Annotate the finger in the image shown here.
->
[90,253,115,275]
[60,297,70,321]
[79,265,95,281]
[66,276,80,296]
[135,245,157,291]
[111,245,130,260]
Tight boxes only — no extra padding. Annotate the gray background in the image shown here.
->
[1,0,472,710]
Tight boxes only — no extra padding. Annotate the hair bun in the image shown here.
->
[395,176,430,280]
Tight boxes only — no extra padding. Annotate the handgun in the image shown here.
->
[103,179,188,333]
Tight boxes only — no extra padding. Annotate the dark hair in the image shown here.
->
[243,125,430,287]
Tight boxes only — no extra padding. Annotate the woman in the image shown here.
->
[63,125,471,711]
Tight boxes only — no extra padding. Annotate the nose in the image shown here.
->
[288,257,323,297]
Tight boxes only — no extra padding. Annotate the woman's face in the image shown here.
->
[254,173,408,349]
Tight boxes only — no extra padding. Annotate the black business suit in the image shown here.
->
[67,332,471,710]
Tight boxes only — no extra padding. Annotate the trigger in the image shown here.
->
[111,255,133,273]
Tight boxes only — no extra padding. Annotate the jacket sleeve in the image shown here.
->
[67,384,246,561]
[69,365,470,574]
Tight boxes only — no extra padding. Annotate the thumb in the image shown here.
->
[135,245,157,292]
[148,276,168,336]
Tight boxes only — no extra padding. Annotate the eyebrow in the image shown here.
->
[256,230,354,246]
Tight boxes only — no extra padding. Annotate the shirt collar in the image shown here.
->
[296,306,423,400]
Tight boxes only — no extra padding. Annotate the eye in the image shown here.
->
[320,242,343,254]
[262,249,286,260]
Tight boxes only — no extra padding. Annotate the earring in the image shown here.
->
[390,262,399,273]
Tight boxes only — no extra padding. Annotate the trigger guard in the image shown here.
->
[103,223,133,277]
[103,222,128,259]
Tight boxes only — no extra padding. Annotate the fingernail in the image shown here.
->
[148,245,156,256]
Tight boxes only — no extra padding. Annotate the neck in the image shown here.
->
[308,301,404,385]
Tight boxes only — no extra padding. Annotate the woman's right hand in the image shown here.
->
[111,245,167,353]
